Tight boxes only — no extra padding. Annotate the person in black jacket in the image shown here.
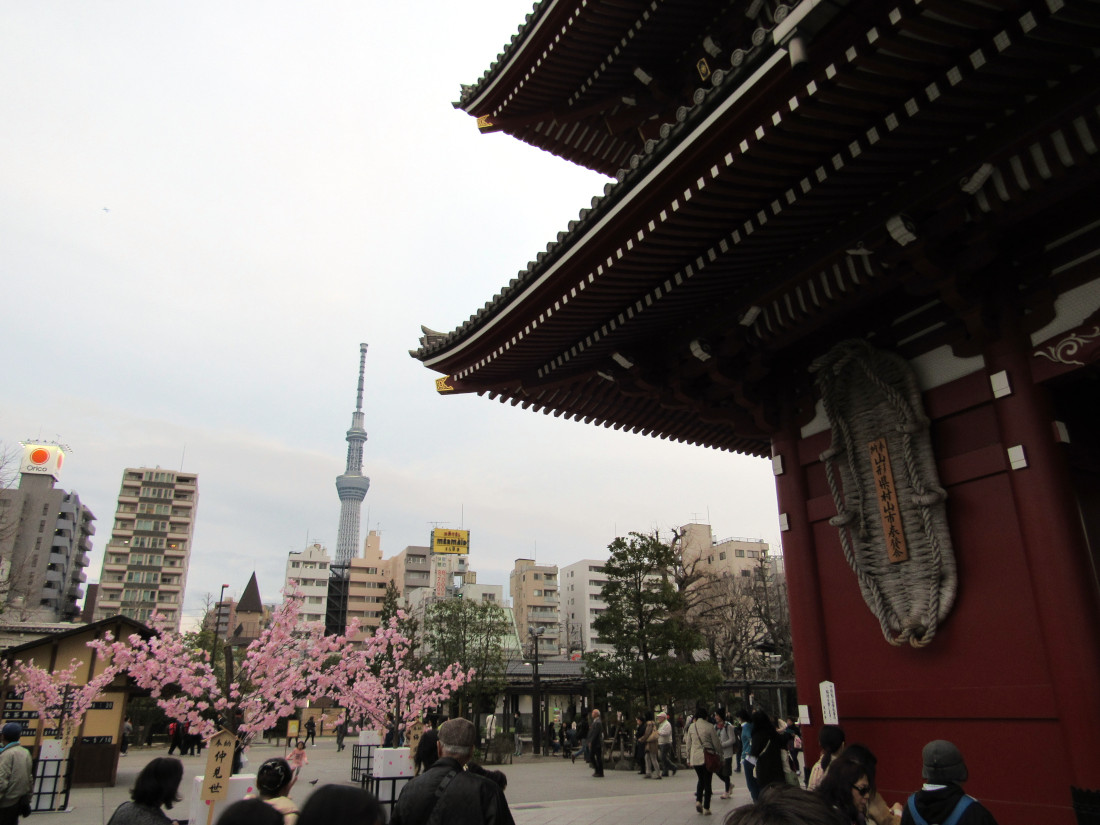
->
[391,718,515,825]
[900,741,998,825]
[414,717,440,775]
[750,710,786,793]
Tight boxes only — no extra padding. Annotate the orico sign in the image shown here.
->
[21,444,64,480]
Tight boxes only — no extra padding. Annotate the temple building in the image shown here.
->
[412,2,1100,822]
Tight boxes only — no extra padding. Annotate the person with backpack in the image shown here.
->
[900,741,998,825]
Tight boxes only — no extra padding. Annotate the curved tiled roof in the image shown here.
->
[418,0,1100,453]
[417,1,809,361]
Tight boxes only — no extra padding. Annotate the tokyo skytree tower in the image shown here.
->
[334,343,370,570]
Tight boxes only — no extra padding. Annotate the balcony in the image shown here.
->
[49,551,66,566]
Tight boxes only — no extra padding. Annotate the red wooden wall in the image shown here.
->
[775,351,1100,825]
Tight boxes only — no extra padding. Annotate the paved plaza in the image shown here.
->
[33,738,755,825]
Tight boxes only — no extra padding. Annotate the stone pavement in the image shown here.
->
[31,738,755,824]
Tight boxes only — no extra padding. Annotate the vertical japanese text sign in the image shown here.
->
[201,729,237,802]
[819,681,839,726]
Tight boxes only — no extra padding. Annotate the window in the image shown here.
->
[735,549,745,558]
[291,561,300,568]
[531,573,540,580]
[740,570,751,578]
[748,550,760,559]
[719,552,726,561]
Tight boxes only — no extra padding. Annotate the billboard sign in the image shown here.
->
[431,528,470,555]
[20,444,64,480]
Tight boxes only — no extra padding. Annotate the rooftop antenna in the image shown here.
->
[180,444,186,471]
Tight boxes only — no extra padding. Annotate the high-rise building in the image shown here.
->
[509,559,560,656]
[0,443,92,622]
[327,344,370,635]
[285,543,331,626]
[93,467,198,630]
[346,532,387,637]
[559,559,611,654]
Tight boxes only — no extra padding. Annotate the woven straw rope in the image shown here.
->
[810,340,957,648]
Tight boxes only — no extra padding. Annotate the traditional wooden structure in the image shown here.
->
[413,2,1100,822]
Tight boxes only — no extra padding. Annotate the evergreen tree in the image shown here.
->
[424,599,510,734]
[588,532,720,713]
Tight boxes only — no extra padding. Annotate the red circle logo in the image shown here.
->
[29,448,50,465]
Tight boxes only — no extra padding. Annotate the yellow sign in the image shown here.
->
[431,528,470,555]
[201,729,237,801]
[868,438,909,563]
[435,376,455,393]
[287,720,300,741]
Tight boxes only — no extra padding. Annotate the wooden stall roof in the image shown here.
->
[418,0,1100,455]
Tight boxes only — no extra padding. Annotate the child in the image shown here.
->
[287,740,309,790]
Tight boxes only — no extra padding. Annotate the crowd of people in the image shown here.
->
[84,708,993,825]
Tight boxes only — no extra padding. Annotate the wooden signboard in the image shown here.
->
[868,438,909,563]
[406,721,424,756]
[200,729,237,803]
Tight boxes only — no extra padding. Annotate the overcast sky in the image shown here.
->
[2,1,781,622]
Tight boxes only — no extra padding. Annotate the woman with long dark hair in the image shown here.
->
[815,748,874,825]
[749,710,785,795]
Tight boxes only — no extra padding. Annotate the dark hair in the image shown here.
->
[644,710,654,722]
[256,758,294,797]
[726,784,848,825]
[818,725,846,773]
[840,744,877,788]
[298,785,385,825]
[695,705,710,721]
[750,709,774,731]
[468,762,507,791]
[715,708,727,722]
[736,709,751,723]
[131,757,184,810]
[217,798,284,825]
[815,748,874,822]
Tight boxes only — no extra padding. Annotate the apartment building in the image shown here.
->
[679,522,778,581]
[0,444,92,622]
[285,542,331,626]
[346,532,387,634]
[509,559,559,656]
[94,467,198,630]
[559,559,611,654]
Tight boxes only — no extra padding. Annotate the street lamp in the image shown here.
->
[528,626,545,755]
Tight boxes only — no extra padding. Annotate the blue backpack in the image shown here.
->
[906,794,975,825]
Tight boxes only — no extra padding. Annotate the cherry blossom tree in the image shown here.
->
[6,657,119,734]
[90,589,359,742]
[331,612,474,734]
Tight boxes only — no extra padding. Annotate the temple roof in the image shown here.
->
[418,0,1100,454]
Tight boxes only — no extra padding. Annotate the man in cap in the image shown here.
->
[0,723,32,824]
[900,741,998,825]
[391,717,514,825]
[656,711,677,777]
